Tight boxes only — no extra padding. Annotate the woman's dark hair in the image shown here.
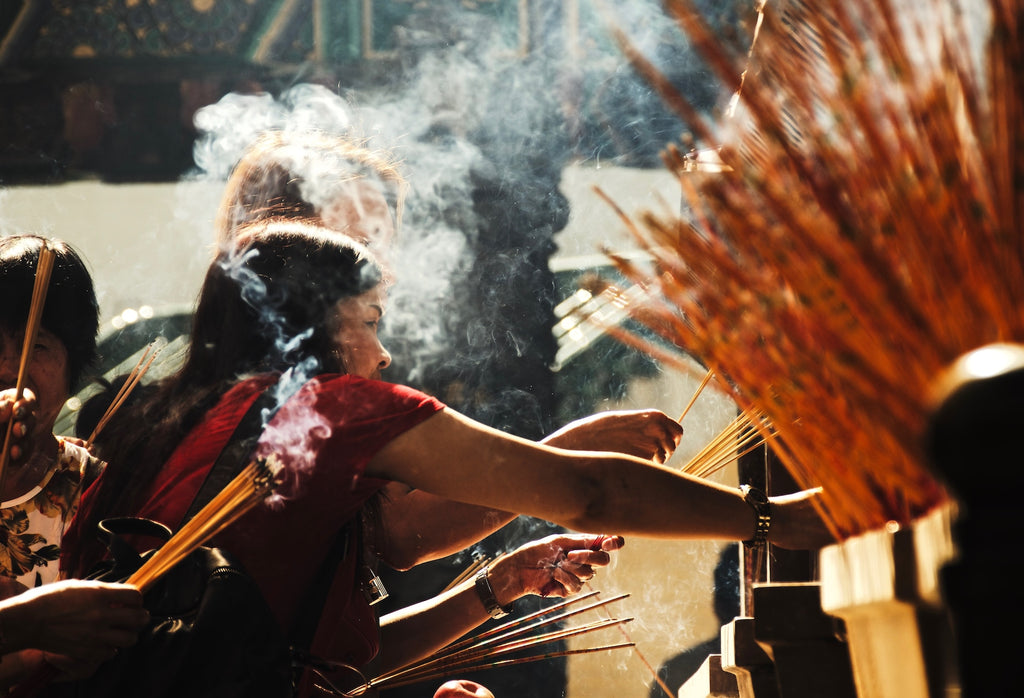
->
[188,217,387,386]
[65,219,386,575]
[0,235,99,391]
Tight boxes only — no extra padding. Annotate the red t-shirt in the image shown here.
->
[72,373,444,669]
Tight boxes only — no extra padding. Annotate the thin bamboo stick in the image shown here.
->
[371,592,628,687]
[678,368,714,422]
[85,341,163,449]
[367,643,635,693]
[376,617,633,688]
[442,556,491,593]
[0,245,55,492]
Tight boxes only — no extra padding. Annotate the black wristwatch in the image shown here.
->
[739,484,771,547]
[474,567,515,619]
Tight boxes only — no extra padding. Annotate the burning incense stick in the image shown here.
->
[127,457,281,591]
[369,643,636,693]
[85,340,163,449]
[0,244,55,492]
[372,592,628,687]
[378,617,633,689]
[681,408,773,478]
[7,456,282,698]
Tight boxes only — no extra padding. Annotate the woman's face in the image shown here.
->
[0,327,69,440]
[327,285,392,380]
[320,180,395,253]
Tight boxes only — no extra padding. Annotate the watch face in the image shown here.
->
[743,485,769,505]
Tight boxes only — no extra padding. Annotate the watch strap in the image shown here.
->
[474,567,515,619]
[740,484,771,547]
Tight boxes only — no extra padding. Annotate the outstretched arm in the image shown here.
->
[367,408,833,551]
[373,410,684,569]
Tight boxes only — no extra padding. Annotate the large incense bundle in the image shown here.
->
[604,0,1020,538]
[127,457,281,592]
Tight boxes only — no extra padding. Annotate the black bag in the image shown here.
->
[41,517,294,698]
[39,381,311,698]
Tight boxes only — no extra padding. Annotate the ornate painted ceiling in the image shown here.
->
[0,0,731,184]
[0,0,535,182]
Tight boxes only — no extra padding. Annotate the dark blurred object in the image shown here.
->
[55,308,189,439]
[924,342,1024,697]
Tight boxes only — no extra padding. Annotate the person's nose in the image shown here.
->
[377,342,392,371]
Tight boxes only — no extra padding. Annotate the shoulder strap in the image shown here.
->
[182,381,281,525]
[288,519,353,649]
[179,377,354,653]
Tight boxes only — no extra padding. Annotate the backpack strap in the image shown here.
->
[182,380,281,524]
[180,378,355,657]
[288,519,353,649]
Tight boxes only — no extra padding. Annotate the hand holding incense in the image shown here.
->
[542,409,683,464]
[6,457,282,698]
[0,244,55,492]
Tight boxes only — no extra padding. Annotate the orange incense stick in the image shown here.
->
[0,244,55,494]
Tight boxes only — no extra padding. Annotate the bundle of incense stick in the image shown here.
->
[6,456,284,698]
[599,0,1020,538]
[85,340,163,449]
[354,592,633,694]
[0,244,55,490]
[127,456,281,591]
[681,407,773,479]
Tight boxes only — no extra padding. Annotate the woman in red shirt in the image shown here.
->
[62,219,831,694]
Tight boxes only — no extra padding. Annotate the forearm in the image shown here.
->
[378,488,515,569]
[373,577,499,675]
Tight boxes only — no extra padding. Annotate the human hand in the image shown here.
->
[542,409,683,464]
[487,533,624,604]
[433,679,494,698]
[0,388,37,463]
[769,488,838,550]
[0,576,29,602]
[0,579,149,662]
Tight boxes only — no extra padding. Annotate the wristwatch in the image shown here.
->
[739,484,771,547]
[474,567,515,619]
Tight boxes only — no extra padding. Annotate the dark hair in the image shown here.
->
[65,219,386,575]
[187,217,387,386]
[0,235,99,391]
